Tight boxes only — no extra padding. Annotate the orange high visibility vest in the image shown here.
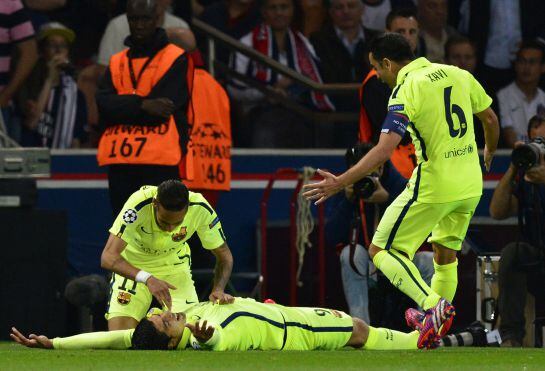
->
[359,70,416,179]
[183,69,231,191]
[97,44,192,166]
[358,70,377,143]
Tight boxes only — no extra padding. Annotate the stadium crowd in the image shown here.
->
[1,0,544,149]
[2,0,545,348]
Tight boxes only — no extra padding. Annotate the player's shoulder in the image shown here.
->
[188,191,215,215]
[126,185,157,212]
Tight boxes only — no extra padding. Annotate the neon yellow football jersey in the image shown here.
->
[109,186,226,275]
[386,57,492,202]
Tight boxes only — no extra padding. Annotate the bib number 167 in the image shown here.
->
[109,137,147,158]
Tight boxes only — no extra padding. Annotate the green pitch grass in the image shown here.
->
[2,342,545,370]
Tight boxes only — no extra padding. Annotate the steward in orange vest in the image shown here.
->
[359,69,416,179]
[96,8,194,216]
[183,67,231,194]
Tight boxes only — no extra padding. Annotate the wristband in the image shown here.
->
[135,270,152,284]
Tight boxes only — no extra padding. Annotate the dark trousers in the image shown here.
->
[107,164,180,217]
[498,242,544,343]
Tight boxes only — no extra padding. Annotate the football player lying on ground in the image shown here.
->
[11,297,424,351]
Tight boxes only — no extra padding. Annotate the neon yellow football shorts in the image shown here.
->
[105,268,199,321]
[372,188,480,259]
[281,306,353,350]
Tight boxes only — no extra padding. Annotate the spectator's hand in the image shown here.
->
[47,54,67,79]
[209,290,234,304]
[186,320,215,343]
[274,78,292,90]
[483,145,494,172]
[146,276,177,310]
[524,154,545,184]
[344,184,354,201]
[10,327,53,349]
[141,98,175,119]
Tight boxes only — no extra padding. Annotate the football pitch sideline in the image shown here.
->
[2,343,545,370]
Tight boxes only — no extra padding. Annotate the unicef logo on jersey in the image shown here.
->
[122,209,138,224]
[444,144,474,159]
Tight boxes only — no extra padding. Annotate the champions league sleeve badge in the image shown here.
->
[122,209,138,224]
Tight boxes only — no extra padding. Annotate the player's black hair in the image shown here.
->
[131,318,171,350]
[444,35,476,60]
[385,7,418,30]
[157,180,189,211]
[516,39,545,64]
[369,33,415,63]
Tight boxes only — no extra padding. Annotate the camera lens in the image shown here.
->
[512,144,540,170]
[354,176,377,198]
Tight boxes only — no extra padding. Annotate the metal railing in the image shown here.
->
[191,18,360,124]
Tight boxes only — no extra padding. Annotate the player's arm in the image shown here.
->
[475,107,500,172]
[209,243,234,304]
[100,233,139,280]
[303,127,403,205]
[339,130,402,188]
[10,327,133,350]
[187,320,222,350]
[196,208,234,304]
[489,164,519,219]
[100,233,177,309]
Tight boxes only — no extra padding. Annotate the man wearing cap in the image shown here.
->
[16,22,87,148]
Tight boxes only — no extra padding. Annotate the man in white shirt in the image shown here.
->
[497,40,545,148]
[97,0,190,67]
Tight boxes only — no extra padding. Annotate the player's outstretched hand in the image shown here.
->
[10,327,53,349]
[209,290,234,304]
[146,276,177,311]
[186,320,215,343]
[302,169,343,205]
[483,145,494,172]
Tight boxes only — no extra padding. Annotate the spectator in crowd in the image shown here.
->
[457,0,545,94]
[16,23,87,148]
[497,41,545,148]
[95,0,194,216]
[310,0,377,112]
[417,0,458,63]
[489,115,545,347]
[326,143,433,326]
[199,0,261,64]
[444,34,477,73]
[385,7,425,58]
[361,0,415,32]
[229,0,334,148]
[0,0,38,144]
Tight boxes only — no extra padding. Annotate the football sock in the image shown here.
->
[431,259,458,302]
[364,327,419,350]
[372,249,440,310]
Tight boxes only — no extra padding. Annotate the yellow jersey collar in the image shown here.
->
[396,57,431,85]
